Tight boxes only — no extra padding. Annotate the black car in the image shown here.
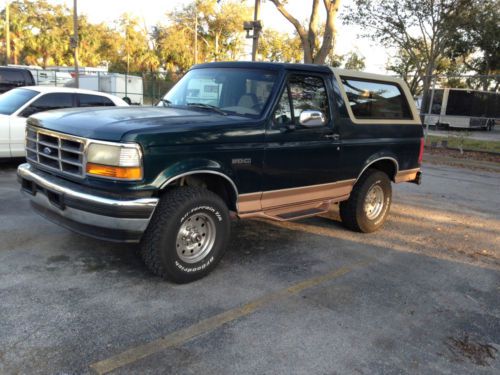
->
[0,67,36,94]
[18,62,424,283]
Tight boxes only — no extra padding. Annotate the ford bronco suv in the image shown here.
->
[17,62,423,283]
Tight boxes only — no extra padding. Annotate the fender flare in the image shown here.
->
[160,169,239,197]
[355,156,399,183]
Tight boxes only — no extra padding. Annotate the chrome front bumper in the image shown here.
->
[17,163,159,242]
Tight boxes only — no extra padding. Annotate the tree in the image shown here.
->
[0,0,33,65]
[345,0,472,112]
[195,0,251,61]
[386,44,461,95]
[24,1,73,68]
[269,0,341,64]
[109,14,151,74]
[78,16,123,68]
[0,0,125,69]
[258,29,302,63]
[163,0,250,65]
[153,24,198,75]
[449,0,499,90]
[343,51,365,70]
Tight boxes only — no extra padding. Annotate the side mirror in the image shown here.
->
[299,110,326,127]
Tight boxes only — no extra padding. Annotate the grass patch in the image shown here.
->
[426,135,500,153]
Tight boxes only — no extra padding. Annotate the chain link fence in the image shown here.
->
[30,69,174,106]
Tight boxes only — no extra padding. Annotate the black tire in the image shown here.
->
[487,119,494,131]
[436,122,449,130]
[340,169,392,233]
[140,187,230,283]
[122,97,132,105]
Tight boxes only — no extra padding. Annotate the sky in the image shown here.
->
[49,0,390,73]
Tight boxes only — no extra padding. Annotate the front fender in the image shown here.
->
[151,158,236,191]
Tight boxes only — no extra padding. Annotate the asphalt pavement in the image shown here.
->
[0,160,499,374]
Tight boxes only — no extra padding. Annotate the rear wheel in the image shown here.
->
[487,119,495,131]
[140,187,230,283]
[340,169,392,233]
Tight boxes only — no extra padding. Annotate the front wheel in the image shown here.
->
[140,187,230,283]
[340,170,392,233]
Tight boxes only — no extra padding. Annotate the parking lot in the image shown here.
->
[0,160,499,374]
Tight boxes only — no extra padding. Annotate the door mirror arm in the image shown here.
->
[280,123,296,133]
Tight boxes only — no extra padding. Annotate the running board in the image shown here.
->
[238,195,350,222]
[260,201,333,221]
[276,207,328,220]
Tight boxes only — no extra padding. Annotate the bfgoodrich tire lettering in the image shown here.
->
[140,187,230,283]
[340,169,392,233]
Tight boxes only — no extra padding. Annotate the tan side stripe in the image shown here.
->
[261,179,355,209]
[238,179,356,214]
[237,192,262,212]
[89,262,368,374]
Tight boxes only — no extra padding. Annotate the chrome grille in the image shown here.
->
[26,126,85,178]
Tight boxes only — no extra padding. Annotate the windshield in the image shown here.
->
[0,88,39,115]
[161,68,278,118]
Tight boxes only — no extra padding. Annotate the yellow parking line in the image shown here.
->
[90,262,368,374]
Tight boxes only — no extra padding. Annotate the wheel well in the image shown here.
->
[360,159,398,182]
[162,173,238,211]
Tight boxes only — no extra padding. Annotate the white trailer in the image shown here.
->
[423,88,499,131]
[76,74,144,105]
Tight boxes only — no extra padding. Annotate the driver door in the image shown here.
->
[262,72,343,209]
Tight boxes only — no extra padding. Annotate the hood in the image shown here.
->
[27,106,251,143]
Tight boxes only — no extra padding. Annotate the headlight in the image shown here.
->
[86,142,143,180]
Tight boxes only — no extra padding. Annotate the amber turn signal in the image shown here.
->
[86,163,142,180]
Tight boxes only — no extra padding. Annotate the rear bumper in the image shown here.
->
[17,163,158,242]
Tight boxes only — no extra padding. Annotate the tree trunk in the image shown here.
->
[303,49,313,64]
[214,33,219,62]
[420,61,435,115]
[270,0,340,65]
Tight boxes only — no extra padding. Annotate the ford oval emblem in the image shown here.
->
[43,147,52,155]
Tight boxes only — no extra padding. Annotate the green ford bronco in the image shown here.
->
[18,62,423,283]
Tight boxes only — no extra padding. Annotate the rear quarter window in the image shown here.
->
[340,77,412,120]
[78,94,115,107]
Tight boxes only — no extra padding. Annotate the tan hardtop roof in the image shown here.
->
[330,68,408,86]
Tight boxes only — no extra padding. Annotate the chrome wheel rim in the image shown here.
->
[364,184,384,220]
[176,212,216,264]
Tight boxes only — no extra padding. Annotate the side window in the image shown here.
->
[341,77,412,120]
[20,93,73,117]
[273,75,330,128]
[273,87,293,126]
[0,70,24,83]
[78,94,115,107]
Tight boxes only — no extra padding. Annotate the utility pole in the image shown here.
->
[125,15,129,100]
[72,0,80,88]
[194,10,198,64]
[251,0,261,62]
[5,1,10,65]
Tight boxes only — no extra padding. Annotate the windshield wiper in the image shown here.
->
[187,102,227,116]
[160,98,171,107]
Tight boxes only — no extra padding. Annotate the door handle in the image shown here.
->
[324,133,340,141]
